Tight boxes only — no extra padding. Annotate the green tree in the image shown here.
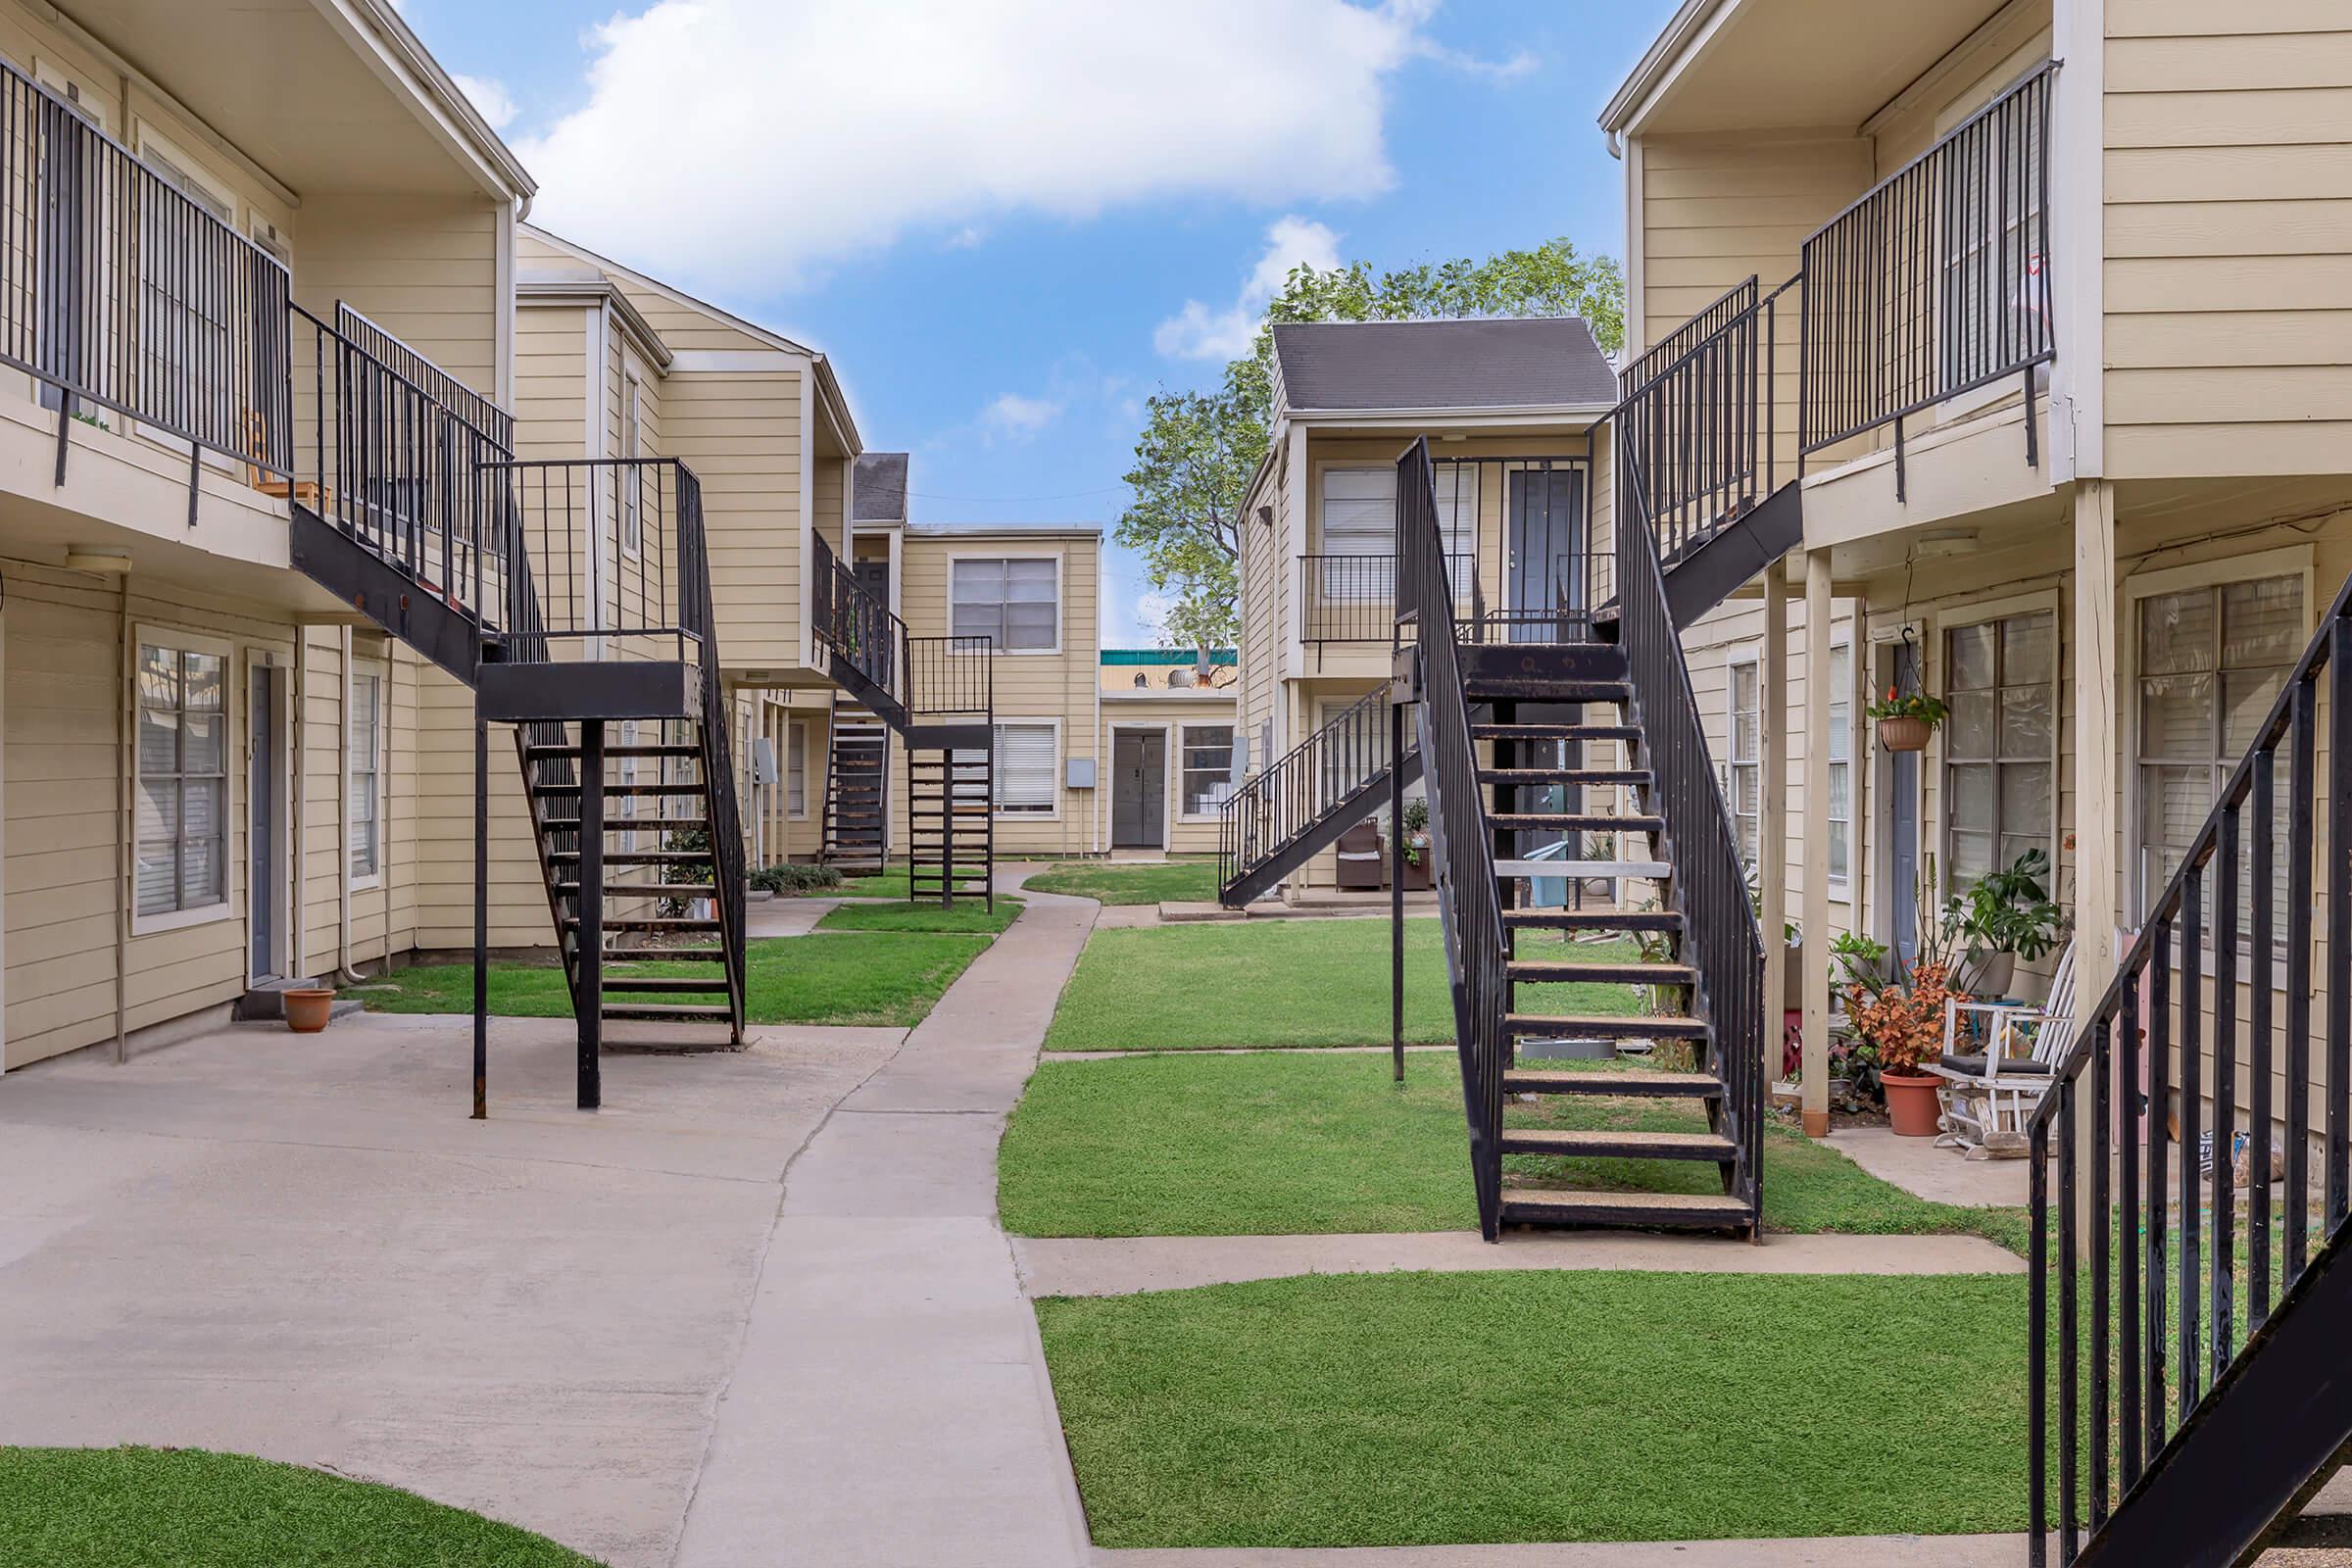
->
[1118,237,1623,648]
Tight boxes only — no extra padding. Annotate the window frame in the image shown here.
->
[348,660,385,889]
[1178,720,1237,822]
[129,126,240,467]
[130,625,234,935]
[1827,638,1853,895]
[975,717,1061,819]
[2124,546,2316,927]
[1725,649,1761,872]
[1936,590,2062,895]
[618,368,645,560]
[787,720,808,819]
[948,553,1062,656]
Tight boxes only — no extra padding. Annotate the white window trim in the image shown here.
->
[1177,720,1238,823]
[2122,544,2317,926]
[1826,636,1854,898]
[987,716,1062,821]
[618,368,646,561]
[348,659,386,891]
[947,550,1063,656]
[787,719,808,820]
[129,624,235,937]
[1934,586,2064,892]
[1725,647,1761,871]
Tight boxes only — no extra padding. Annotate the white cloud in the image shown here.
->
[517,0,1429,292]
[981,392,1062,440]
[1153,216,1344,362]
[453,74,519,131]
[943,225,988,251]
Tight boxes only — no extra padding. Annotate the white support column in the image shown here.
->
[1801,551,1835,1139]
[2074,481,2120,1037]
[1760,562,1789,1096]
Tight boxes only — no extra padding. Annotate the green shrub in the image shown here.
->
[750,861,845,895]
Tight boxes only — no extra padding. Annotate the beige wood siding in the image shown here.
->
[2105,2,2352,476]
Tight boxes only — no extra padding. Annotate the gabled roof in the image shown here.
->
[1269,318,1617,416]
[853,453,908,523]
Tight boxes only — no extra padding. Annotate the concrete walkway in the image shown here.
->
[672,871,1098,1568]
[1094,1536,2033,1566]
[1016,1226,2023,1298]
[1826,1126,2029,1207]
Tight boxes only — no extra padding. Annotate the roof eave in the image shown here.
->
[1598,0,1731,145]
[346,0,537,202]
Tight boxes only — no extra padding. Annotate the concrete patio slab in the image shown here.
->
[1014,1227,2024,1298]
[1826,1126,2029,1208]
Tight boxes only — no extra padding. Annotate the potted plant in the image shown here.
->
[1866,686,1948,753]
[1941,848,2065,999]
[1843,957,1965,1135]
[283,986,336,1033]
[1399,798,1432,890]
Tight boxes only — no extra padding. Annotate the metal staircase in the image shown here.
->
[820,711,891,873]
[2027,569,2352,1568]
[1215,687,1422,907]
[285,310,748,1103]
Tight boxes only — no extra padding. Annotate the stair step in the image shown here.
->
[600,1002,733,1022]
[603,1035,744,1055]
[537,782,706,798]
[1505,908,1683,934]
[543,818,710,834]
[548,851,711,865]
[1489,813,1663,833]
[1482,769,1652,787]
[1497,1186,1752,1230]
[1507,1011,1707,1040]
[1496,859,1671,881]
[1463,678,1630,703]
[1474,723,1641,742]
[567,916,721,932]
[608,945,728,961]
[1499,1128,1736,1161]
[526,744,702,761]
[602,974,732,994]
[555,882,715,898]
[1503,1068,1722,1098]
[1508,960,1694,986]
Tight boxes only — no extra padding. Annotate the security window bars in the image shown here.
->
[952,559,1056,651]
[136,642,226,916]
[1945,610,2055,888]
[1180,724,1234,817]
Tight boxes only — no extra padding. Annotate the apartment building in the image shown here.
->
[0,0,530,1072]
[1098,648,1237,856]
[1232,317,1617,897]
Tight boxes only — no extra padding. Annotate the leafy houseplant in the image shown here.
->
[1866,686,1948,753]
[1399,798,1431,864]
[1942,848,2065,997]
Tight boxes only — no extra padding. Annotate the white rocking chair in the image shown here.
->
[1931,938,2079,1151]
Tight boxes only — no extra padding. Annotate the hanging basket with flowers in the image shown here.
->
[1866,687,1947,753]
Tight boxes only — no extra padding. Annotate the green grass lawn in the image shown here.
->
[816,896,1021,934]
[1022,859,1219,906]
[820,866,992,900]
[0,1446,600,1566]
[353,933,988,1028]
[1039,1269,2031,1547]
[1044,920,1646,1051]
[1001,1049,2030,1250]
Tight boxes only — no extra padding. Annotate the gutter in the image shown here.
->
[349,0,538,203]
[1598,0,1728,147]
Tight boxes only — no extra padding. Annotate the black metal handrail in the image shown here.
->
[906,632,994,717]
[1611,277,1791,564]
[1396,437,1511,1239]
[1621,277,1756,396]
[1434,454,1597,647]
[810,530,905,709]
[0,57,294,475]
[1216,684,1408,897]
[1610,451,1765,1220]
[1801,60,2057,459]
[482,456,693,662]
[2026,566,2352,1565]
[674,464,747,1031]
[1300,552,1474,644]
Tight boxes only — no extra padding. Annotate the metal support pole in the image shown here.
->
[472,716,488,1120]
[1391,694,1405,1084]
[577,719,605,1111]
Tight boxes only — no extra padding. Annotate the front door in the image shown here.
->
[1507,467,1588,642]
[853,557,890,606]
[248,662,283,981]
[1112,731,1164,849]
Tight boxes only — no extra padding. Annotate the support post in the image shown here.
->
[2074,480,2120,1231]
[1761,561,1789,1100]
[472,716,488,1120]
[1801,552,1834,1139]
[1391,693,1405,1084]
[577,719,605,1111]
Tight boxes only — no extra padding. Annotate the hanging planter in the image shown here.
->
[1866,687,1947,754]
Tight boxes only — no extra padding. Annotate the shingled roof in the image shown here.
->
[853,452,908,522]
[1270,318,1616,415]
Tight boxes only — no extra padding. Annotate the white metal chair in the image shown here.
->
[1932,938,2079,1150]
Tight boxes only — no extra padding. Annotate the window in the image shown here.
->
[616,718,639,852]
[2135,574,2303,917]
[788,722,807,817]
[951,558,1057,651]
[1180,725,1235,817]
[1941,76,2048,385]
[1728,656,1760,868]
[1321,466,1473,603]
[136,639,227,917]
[137,148,235,435]
[1945,609,2056,888]
[1828,642,1851,887]
[619,373,644,557]
[964,722,1056,815]
[1429,463,1478,566]
[348,668,382,880]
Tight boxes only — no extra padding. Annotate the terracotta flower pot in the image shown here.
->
[1877,716,1934,753]
[1882,1068,1943,1137]
[283,987,335,1034]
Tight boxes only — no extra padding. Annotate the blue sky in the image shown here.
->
[395,0,1681,645]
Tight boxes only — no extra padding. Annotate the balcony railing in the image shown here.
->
[1614,280,1790,563]
[1299,553,1471,644]
[0,58,294,478]
[810,530,905,712]
[481,457,705,663]
[1801,60,2057,473]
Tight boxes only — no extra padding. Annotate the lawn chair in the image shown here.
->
[1335,819,1384,891]
[1931,937,2078,1151]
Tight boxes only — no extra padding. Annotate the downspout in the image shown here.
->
[335,626,364,985]
[113,571,129,1062]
